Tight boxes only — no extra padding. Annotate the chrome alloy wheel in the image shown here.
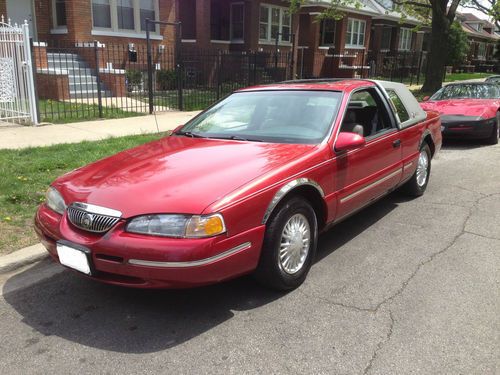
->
[279,213,311,275]
[416,150,429,187]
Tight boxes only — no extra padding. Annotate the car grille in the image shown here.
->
[67,205,120,233]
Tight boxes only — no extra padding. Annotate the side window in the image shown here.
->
[386,89,410,123]
[341,88,395,139]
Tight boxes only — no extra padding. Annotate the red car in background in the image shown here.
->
[420,82,500,145]
[35,79,442,290]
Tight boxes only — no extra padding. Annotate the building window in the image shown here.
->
[230,2,244,41]
[381,27,391,50]
[140,0,156,31]
[477,42,486,59]
[398,28,412,51]
[92,0,112,28]
[53,0,67,27]
[92,0,159,34]
[320,19,335,46]
[117,0,134,30]
[259,4,291,44]
[345,18,366,48]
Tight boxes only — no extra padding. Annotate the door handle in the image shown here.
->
[392,139,401,148]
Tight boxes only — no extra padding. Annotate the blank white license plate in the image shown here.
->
[57,243,91,275]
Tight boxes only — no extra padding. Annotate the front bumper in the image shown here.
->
[34,204,265,288]
[440,115,495,139]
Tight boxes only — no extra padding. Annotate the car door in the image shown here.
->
[333,87,403,221]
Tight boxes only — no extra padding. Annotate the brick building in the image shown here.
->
[456,12,499,72]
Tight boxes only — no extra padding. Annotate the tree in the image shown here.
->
[446,21,470,67]
[289,0,463,93]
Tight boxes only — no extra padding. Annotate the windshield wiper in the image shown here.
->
[175,131,205,138]
[208,135,263,142]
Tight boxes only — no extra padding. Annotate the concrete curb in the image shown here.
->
[0,244,48,274]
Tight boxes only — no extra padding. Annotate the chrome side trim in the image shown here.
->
[70,202,122,218]
[339,169,401,204]
[128,242,252,268]
[262,178,325,224]
[403,161,414,171]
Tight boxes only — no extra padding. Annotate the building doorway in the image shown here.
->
[6,0,37,40]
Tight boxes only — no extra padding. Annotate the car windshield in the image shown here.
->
[430,84,500,100]
[178,90,342,144]
[486,76,500,83]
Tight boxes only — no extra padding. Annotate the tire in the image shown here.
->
[402,143,432,197]
[254,197,318,291]
[485,114,499,145]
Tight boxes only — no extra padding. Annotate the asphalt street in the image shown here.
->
[0,140,498,374]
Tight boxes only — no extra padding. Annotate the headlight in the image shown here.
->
[46,187,67,215]
[125,213,226,238]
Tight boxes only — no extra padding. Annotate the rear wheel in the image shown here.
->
[255,197,318,291]
[402,143,432,197]
[485,113,499,145]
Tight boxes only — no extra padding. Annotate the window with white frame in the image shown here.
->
[320,19,336,46]
[259,4,291,44]
[345,19,366,48]
[52,0,67,28]
[92,0,159,34]
[398,28,412,51]
[230,2,244,41]
[477,42,486,59]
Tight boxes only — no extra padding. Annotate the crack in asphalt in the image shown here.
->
[299,190,499,374]
[362,311,395,375]
[463,231,500,241]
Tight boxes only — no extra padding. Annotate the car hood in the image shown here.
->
[420,99,498,118]
[54,136,316,217]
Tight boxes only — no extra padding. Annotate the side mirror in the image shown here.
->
[335,132,366,152]
[422,96,430,102]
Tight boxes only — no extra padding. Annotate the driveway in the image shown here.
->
[0,141,498,374]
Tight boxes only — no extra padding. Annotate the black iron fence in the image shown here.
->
[32,41,292,123]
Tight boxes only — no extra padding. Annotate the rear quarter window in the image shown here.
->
[387,89,410,123]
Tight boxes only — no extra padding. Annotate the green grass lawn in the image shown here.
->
[39,100,145,124]
[0,133,164,255]
[443,72,493,82]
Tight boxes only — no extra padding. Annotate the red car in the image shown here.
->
[420,82,500,144]
[35,79,442,290]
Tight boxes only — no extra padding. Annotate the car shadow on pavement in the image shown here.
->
[315,193,399,262]
[3,193,402,354]
[441,139,488,150]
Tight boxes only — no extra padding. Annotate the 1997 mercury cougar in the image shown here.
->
[35,79,442,290]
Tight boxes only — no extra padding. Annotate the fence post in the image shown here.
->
[416,51,423,86]
[145,22,155,114]
[176,23,184,111]
[94,40,103,118]
[216,50,222,100]
[26,31,40,125]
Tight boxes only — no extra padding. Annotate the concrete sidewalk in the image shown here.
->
[0,110,200,150]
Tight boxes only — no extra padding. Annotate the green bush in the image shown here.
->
[125,69,143,92]
[156,69,178,91]
[446,22,470,68]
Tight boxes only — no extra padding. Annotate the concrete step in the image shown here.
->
[46,52,81,60]
[69,82,101,91]
[47,60,88,69]
[69,90,112,99]
[68,75,98,84]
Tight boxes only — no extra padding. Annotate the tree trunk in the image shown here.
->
[421,8,451,93]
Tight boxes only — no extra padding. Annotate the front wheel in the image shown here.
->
[402,143,432,197]
[254,197,318,291]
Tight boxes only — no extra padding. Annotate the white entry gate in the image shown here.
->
[0,16,37,125]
